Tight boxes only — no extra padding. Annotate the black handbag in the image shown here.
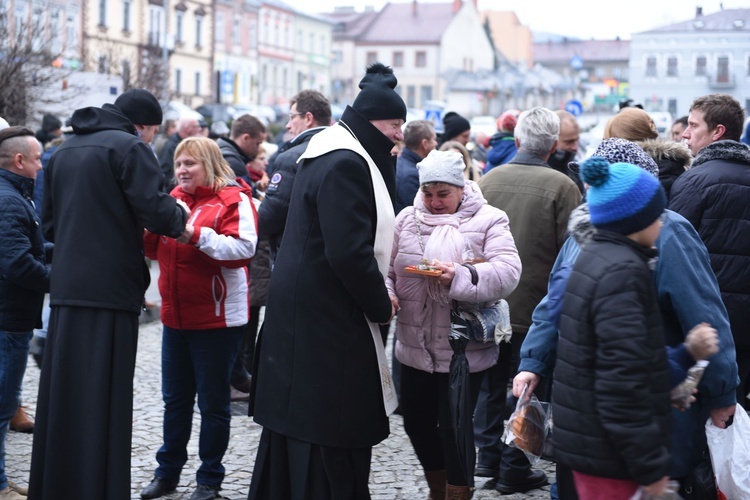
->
[681,448,718,500]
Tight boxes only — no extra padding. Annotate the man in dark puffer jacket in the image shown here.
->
[669,93,750,409]
[555,157,671,498]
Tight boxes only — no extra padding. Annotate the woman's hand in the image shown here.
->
[176,224,195,244]
[257,172,270,192]
[389,294,400,313]
[435,262,455,287]
[643,476,670,497]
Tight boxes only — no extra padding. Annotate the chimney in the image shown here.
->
[452,0,462,14]
[412,0,418,17]
[696,6,703,17]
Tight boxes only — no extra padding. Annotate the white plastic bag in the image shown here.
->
[706,405,750,499]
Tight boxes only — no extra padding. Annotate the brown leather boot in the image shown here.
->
[445,483,473,500]
[9,406,34,433]
[424,469,446,500]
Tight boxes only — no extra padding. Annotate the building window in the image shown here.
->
[646,56,657,77]
[32,2,44,50]
[175,11,184,43]
[668,98,677,116]
[406,85,415,108]
[717,56,729,83]
[320,35,325,56]
[149,5,164,46]
[332,50,342,64]
[123,0,131,31]
[415,51,426,67]
[175,68,182,94]
[65,8,78,53]
[249,19,257,49]
[232,19,240,47]
[195,15,203,48]
[747,56,750,76]
[393,51,403,67]
[309,32,314,53]
[366,51,377,66]
[50,6,62,53]
[195,71,201,96]
[215,11,224,44]
[667,57,678,77]
[15,0,28,36]
[420,85,432,106]
[98,0,106,26]
[696,56,706,76]
[97,54,108,73]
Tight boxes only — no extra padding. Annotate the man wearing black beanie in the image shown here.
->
[29,89,190,500]
[441,111,471,146]
[249,63,405,498]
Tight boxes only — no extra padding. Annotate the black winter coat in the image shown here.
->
[158,132,181,190]
[43,104,187,314]
[669,140,750,347]
[0,169,52,331]
[251,106,395,448]
[553,231,671,485]
[217,137,251,182]
[257,127,324,258]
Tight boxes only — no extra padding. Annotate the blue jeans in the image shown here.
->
[0,330,32,490]
[154,325,242,487]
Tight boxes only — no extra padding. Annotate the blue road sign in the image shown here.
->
[565,99,584,117]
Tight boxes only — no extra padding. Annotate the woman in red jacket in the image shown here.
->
[141,136,258,500]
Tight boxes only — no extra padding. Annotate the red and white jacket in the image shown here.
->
[144,181,258,330]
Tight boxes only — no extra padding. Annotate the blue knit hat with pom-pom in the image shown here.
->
[581,156,666,235]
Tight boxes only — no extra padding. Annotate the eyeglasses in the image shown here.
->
[288,112,303,121]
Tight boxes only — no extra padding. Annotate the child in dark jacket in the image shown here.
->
[553,157,672,500]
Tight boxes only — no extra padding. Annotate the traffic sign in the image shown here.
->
[565,99,583,117]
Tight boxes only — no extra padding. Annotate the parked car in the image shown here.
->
[195,103,235,123]
[231,103,277,125]
[162,100,204,121]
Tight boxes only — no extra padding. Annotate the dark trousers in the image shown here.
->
[29,307,138,500]
[400,364,485,486]
[155,325,242,487]
[231,306,262,385]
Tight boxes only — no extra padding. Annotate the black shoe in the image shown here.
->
[190,484,221,500]
[495,469,548,494]
[141,477,178,499]
[475,463,499,478]
[231,375,252,394]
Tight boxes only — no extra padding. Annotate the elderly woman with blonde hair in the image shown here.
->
[142,136,258,500]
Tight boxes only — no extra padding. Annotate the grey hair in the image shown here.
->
[515,107,560,156]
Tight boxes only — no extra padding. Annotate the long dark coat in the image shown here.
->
[251,106,396,449]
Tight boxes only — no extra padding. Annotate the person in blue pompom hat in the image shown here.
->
[552,156,675,498]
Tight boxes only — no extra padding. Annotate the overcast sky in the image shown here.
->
[286,0,748,40]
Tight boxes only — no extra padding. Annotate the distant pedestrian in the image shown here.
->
[29,89,189,500]
[0,126,51,500]
[440,111,471,147]
[485,109,520,173]
[158,118,201,190]
[141,137,257,500]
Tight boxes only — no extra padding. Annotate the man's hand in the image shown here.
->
[175,199,191,218]
[176,224,194,245]
[710,405,736,428]
[685,322,719,361]
[513,371,540,398]
[642,476,670,497]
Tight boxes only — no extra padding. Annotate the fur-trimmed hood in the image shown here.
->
[637,139,692,170]
[693,140,750,168]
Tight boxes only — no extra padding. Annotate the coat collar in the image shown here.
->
[693,140,750,168]
[0,168,35,199]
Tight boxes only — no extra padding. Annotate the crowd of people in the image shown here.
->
[0,61,749,500]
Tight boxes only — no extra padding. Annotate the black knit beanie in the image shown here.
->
[352,63,407,122]
[442,112,470,141]
[114,89,163,126]
[41,114,62,132]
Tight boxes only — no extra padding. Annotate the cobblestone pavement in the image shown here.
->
[7,316,554,500]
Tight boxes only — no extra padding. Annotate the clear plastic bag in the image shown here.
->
[503,384,550,465]
[630,480,683,499]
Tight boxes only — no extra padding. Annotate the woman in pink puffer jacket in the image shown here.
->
[386,149,521,499]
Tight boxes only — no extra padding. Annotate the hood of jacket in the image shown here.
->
[70,103,137,136]
[489,131,514,146]
[637,139,692,169]
[693,140,750,168]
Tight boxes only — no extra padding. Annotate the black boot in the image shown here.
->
[141,477,178,499]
